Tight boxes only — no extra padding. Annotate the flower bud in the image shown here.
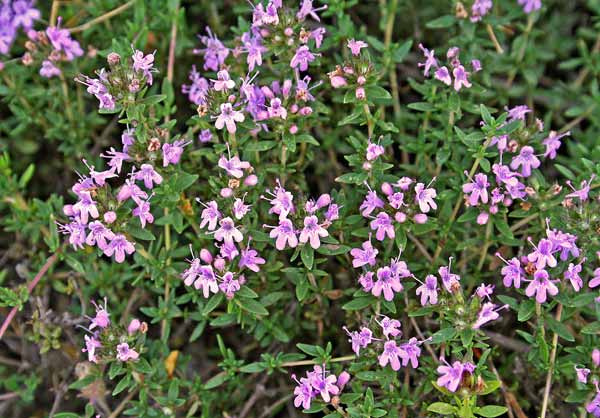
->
[284,27,294,37]
[357,75,366,85]
[200,248,213,264]
[220,187,233,198]
[414,213,428,224]
[107,52,121,66]
[104,211,117,224]
[381,182,393,196]
[355,87,366,100]
[476,212,489,225]
[214,257,226,271]
[244,174,258,186]
[395,212,406,223]
[593,349,600,367]
[127,319,141,334]
[289,124,298,134]
[147,137,161,152]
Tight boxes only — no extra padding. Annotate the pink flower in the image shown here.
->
[414,180,437,213]
[510,146,541,177]
[214,217,243,244]
[212,70,235,91]
[267,218,298,250]
[378,316,402,339]
[299,215,328,249]
[198,200,221,231]
[590,268,600,289]
[379,340,402,370]
[89,299,110,330]
[215,103,245,133]
[416,274,438,306]
[525,269,558,304]
[350,237,378,268]
[434,66,451,85]
[372,266,403,301]
[347,39,368,55]
[116,342,139,362]
[104,234,135,263]
[370,212,395,241]
[527,238,557,270]
[575,366,591,384]
[437,360,475,392]
[452,65,472,91]
[82,335,102,363]
[135,164,163,189]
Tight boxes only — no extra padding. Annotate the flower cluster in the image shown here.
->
[360,176,438,240]
[18,16,83,78]
[184,1,326,137]
[437,359,476,393]
[80,299,146,364]
[291,365,350,410]
[182,147,263,299]
[0,0,40,55]
[60,52,189,263]
[418,45,481,92]
[497,219,583,303]
[461,105,570,225]
[76,48,157,110]
[327,38,375,101]
[262,180,339,250]
[344,317,428,372]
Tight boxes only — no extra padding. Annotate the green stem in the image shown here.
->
[540,304,563,418]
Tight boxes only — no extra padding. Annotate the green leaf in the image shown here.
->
[204,372,227,389]
[476,405,508,417]
[301,245,314,270]
[202,293,224,316]
[426,15,455,29]
[342,296,374,311]
[427,402,455,414]
[335,172,368,184]
[245,141,277,152]
[546,316,574,342]
[112,374,131,396]
[431,327,456,344]
[393,40,413,63]
[235,297,268,316]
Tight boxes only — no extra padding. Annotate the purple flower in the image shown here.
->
[199,129,212,143]
[360,189,385,217]
[215,103,245,134]
[101,148,131,174]
[242,32,266,71]
[587,391,600,417]
[239,247,265,272]
[82,334,101,363]
[116,343,139,362]
[219,271,241,299]
[214,217,243,244]
[131,49,156,84]
[263,180,295,218]
[453,65,472,91]
[46,18,83,60]
[575,366,590,384]
[350,237,378,268]
[104,234,135,263]
[399,338,423,368]
[117,177,148,204]
[372,266,403,301]
[267,218,298,250]
[566,175,595,202]
[546,225,579,261]
[378,316,402,339]
[290,45,316,71]
[366,140,385,161]
[518,0,541,14]
[58,218,87,250]
[507,105,530,121]
[416,274,438,306]
[297,0,328,22]
[135,164,163,189]
[89,299,110,330]
[437,360,475,392]
[72,191,99,224]
[434,66,451,85]
[418,44,438,77]
[496,253,525,289]
[379,340,402,370]
[462,173,489,206]
[510,146,540,177]
[194,265,219,298]
[12,0,40,30]
[414,180,437,213]
[299,215,328,249]
[132,198,154,228]
[40,60,61,78]
[475,284,495,300]
[194,27,229,71]
[85,221,115,250]
[292,375,314,410]
[218,154,250,179]
[492,163,522,188]
[182,66,209,105]
[527,238,557,270]
[471,0,492,22]
[439,259,461,292]
[370,212,395,241]
[162,140,190,167]
[589,268,600,289]
[525,269,558,303]
[267,98,287,119]
[347,39,368,55]
[542,131,569,159]
[473,302,504,329]
[564,262,584,292]
[307,365,339,403]
[344,326,372,355]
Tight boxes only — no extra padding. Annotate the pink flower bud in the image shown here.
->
[299,106,312,116]
[200,249,213,264]
[284,27,294,36]
[316,194,331,208]
[362,162,372,170]
[477,212,489,225]
[290,104,299,113]
[63,204,77,217]
[343,66,354,75]
[213,257,226,271]
[395,212,407,223]
[127,318,141,334]
[357,75,366,85]
[414,213,428,224]
[244,174,258,186]
[220,187,233,198]
[381,182,393,196]
[489,205,498,214]
[355,87,366,100]
[238,274,246,285]
[593,349,600,367]
[330,75,347,88]
[337,371,351,390]
[289,124,298,134]
[104,211,117,224]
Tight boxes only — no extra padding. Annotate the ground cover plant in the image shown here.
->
[1,0,600,417]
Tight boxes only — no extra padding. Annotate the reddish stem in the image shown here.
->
[0,252,59,339]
